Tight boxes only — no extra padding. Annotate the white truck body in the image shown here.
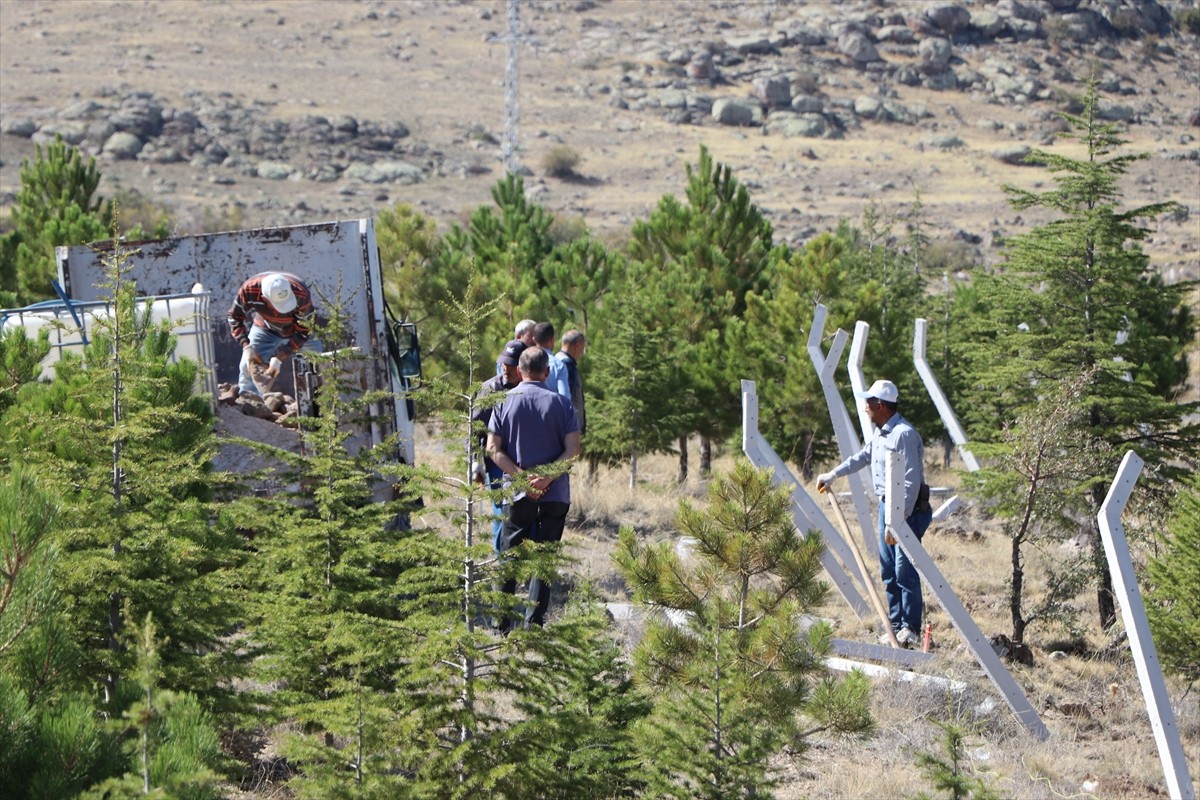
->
[46,219,416,466]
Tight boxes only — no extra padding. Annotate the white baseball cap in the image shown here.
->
[262,273,297,313]
[855,379,899,404]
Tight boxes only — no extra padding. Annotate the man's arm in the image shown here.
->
[486,432,519,477]
[526,430,580,496]
[817,440,872,491]
[896,428,923,517]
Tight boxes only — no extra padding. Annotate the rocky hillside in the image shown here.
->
[1,0,1197,281]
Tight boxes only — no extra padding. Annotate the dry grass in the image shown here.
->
[412,424,1199,798]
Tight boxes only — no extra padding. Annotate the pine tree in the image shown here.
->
[1145,474,1200,689]
[967,370,1110,645]
[614,462,874,797]
[80,613,224,800]
[911,722,1000,800]
[586,258,693,486]
[244,297,422,797]
[0,235,246,712]
[629,147,775,478]
[957,80,1199,630]
[0,134,113,303]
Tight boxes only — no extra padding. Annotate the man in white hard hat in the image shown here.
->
[228,272,315,398]
[816,379,932,647]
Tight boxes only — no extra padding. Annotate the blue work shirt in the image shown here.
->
[831,412,925,517]
[488,380,579,505]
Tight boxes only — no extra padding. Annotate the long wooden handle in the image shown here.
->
[823,487,899,649]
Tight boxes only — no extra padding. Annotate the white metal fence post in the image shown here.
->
[1098,451,1195,800]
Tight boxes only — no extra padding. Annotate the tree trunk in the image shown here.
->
[700,437,713,478]
[1088,489,1117,630]
[677,435,689,484]
[1011,536,1026,645]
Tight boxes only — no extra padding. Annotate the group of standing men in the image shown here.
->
[472,320,588,632]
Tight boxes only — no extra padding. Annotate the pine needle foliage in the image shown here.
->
[0,232,245,712]
[911,721,1000,800]
[1145,474,1200,689]
[244,294,422,797]
[80,613,223,800]
[0,134,113,303]
[967,369,1111,645]
[956,79,1198,630]
[614,461,874,798]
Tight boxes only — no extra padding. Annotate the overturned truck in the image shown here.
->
[2,219,419,478]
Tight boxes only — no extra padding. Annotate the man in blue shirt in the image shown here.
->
[487,346,581,630]
[817,379,933,647]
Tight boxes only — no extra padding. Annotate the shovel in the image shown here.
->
[820,484,900,649]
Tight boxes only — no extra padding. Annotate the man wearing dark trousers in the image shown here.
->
[487,346,581,631]
[816,379,933,648]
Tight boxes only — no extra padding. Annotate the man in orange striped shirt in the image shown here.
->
[228,272,315,398]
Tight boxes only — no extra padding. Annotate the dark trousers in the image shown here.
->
[497,498,569,630]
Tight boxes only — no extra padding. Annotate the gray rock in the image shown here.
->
[923,134,964,149]
[837,30,880,63]
[853,95,882,118]
[724,33,775,54]
[777,19,824,46]
[753,75,791,108]
[33,122,87,145]
[925,3,971,33]
[996,0,1044,22]
[87,119,116,144]
[112,95,164,137]
[659,89,688,109]
[876,24,915,43]
[971,9,1007,38]
[1097,102,1135,121]
[765,111,826,138]
[344,160,424,184]
[993,144,1032,164]
[791,94,824,113]
[60,99,103,119]
[102,131,143,159]
[711,97,762,126]
[1054,10,1109,43]
[919,37,952,70]
[330,114,358,134]
[1007,17,1042,39]
[924,70,959,91]
[688,51,717,81]
[256,160,294,180]
[687,93,713,114]
[1,118,39,137]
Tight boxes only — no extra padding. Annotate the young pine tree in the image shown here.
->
[957,79,1199,631]
[244,298,422,798]
[1145,473,1200,690]
[967,370,1111,646]
[0,134,113,303]
[0,235,245,714]
[614,461,874,798]
[911,722,1000,800]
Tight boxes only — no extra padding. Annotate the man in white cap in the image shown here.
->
[228,272,315,398]
[816,379,932,647]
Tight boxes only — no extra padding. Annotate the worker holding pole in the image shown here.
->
[817,379,933,648]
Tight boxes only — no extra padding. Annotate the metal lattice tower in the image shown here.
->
[502,0,521,174]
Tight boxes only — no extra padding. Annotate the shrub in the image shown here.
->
[1179,7,1200,36]
[541,144,582,178]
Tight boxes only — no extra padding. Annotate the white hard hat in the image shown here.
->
[262,273,297,313]
[855,379,899,404]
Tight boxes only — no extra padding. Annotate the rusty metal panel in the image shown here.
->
[58,220,376,388]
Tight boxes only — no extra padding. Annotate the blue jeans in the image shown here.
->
[878,500,933,633]
[486,462,506,551]
[238,327,319,396]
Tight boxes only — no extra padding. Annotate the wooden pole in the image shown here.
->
[823,486,899,649]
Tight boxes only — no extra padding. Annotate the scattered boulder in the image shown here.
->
[925,2,972,35]
[765,111,827,138]
[993,144,1032,165]
[102,131,143,159]
[923,134,964,149]
[919,37,953,72]
[256,160,294,180]
[837,30,881,64]
[711,97,762,126]
[752,75,791,108]
[688,51,717,81]
[1,118,38,137]
[790,95,824,113]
